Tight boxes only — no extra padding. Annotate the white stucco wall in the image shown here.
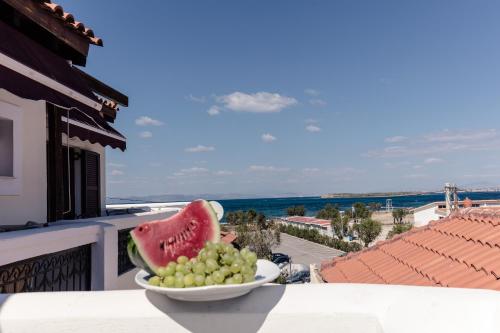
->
[413,206,440,227]
[0,89,47,225]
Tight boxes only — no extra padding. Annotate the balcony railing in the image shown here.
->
[117,227,135,275]
[0,244,91,293]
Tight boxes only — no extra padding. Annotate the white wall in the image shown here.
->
[414,206,440,227]
[0,90,46,225]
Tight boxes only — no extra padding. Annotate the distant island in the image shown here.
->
[320,191,435,199]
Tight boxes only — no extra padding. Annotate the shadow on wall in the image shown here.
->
[146,285,286,333]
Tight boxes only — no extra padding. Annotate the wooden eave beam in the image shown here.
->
[3,0,90,59]
[73,66,129,107]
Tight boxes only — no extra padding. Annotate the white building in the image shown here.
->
[277,216,333,237]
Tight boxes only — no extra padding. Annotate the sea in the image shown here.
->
[217,192,500,218]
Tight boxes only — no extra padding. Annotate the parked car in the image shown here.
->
[286,270,310,284]
[272,253,291,265]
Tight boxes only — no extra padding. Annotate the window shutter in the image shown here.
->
[82,150,100,218]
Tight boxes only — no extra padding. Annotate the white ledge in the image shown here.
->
[1,284,500,333]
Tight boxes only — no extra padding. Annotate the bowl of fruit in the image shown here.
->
[129,200,280,301]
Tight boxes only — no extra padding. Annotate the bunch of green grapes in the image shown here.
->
[148,242,258,288]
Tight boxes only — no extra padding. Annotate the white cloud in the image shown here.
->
[217,92,297,113]
[304,88,320,96]
[186,94,206,103]
[185,145,215,153]
[384,136,407,143]
[139,131,153,139]
[261,133,277,142]
[424,157,444,164]
[214,170,233,176]
[302,168,320,173]
[207,105,221,116]
[171,167,210,178]
[404,173,427,179]
[135,116,163,126]
[108,162,125,168]
[305,118,318,123]
[424,129,497,143]
[110,169,124,176]
[248,165,290,172]
[309,99,327,107]
[366,129,500,158]
[306,124,321,132]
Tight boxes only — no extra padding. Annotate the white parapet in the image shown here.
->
[1,284,500,333]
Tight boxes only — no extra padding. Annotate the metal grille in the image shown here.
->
[0,245,92,293]
[118,227,135,275]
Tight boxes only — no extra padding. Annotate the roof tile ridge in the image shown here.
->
[357,256,389,283]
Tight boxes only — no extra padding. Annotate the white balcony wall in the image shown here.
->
[1,284,500,333]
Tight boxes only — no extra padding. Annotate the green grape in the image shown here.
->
[215,242,224,253]
[233,273,243,284]
[165,262,176,276]
[148,276,161,286]
[205,258,219,273]
[176,263,185,273]
[220,266,231,277]
[177,256,189,265]
[241,265,253,276]
[174,276,185,288]
[184,273,195,287]
[212,270,225,284]
[225,277,235,285]
[230,260,243,274]
[206,249,218,260]
[175,271,184,279]
[221,254,234,265]
[190,257,198,264]
[194,274,205,287]
[193,262,206,275]
[240,247,250,257]
[162,276,175,288]
[223,243,235,253]
[246,252,258,265]
[157,267,167,278]
[252,264,257,274]
[205,241,215,251]
[197,248,208,262]
[184,262,193,273]
[205,275,215,286]
[243,274,255,283]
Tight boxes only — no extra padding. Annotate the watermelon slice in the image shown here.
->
[128,200,220,274]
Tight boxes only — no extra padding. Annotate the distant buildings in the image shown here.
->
[277,216,333,237]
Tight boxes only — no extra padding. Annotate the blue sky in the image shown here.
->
[59,0,500,198]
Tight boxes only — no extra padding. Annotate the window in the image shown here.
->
[0,100,22,195]
[0,117,14,177]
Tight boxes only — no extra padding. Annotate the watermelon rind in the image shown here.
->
[127,236,153,274]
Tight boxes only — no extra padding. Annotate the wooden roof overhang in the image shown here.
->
[0,20,126,150]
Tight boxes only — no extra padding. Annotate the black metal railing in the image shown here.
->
[0,245,92,293]
[118,227,135,275]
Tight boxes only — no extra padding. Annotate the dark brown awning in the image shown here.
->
[0,19,126,151]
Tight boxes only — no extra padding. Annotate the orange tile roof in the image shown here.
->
[37,0,103,46]
[285,216,331,227]
[220,231,237,244]
[320,207,500,291]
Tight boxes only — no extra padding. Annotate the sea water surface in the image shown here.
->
[217,192,500,218]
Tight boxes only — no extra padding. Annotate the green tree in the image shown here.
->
[286,205,306,216]
[392,208,408,224]
[247,209,257,223]
[316,203,340,220]
[225,211,237,225]
[331,215,350,239]
[351,202,371,222]
[354,218,382,247]
[236,219,280,259]
[386,223,413,239]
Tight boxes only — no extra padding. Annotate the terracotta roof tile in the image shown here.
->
[320,207,500,291]
[38,0,103,46]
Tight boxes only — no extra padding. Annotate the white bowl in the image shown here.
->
[135,259,280,301]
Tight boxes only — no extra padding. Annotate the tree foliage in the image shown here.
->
[331,215,350,239]
[279,224,362,252]
[286,205,306,216]
[236,220,280,260]
[344,202,372,222]
[368,202,382,211]
[392,208,408,224]
[386,223,413,240]
[316,203,340,220]
[354,218,382,247]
